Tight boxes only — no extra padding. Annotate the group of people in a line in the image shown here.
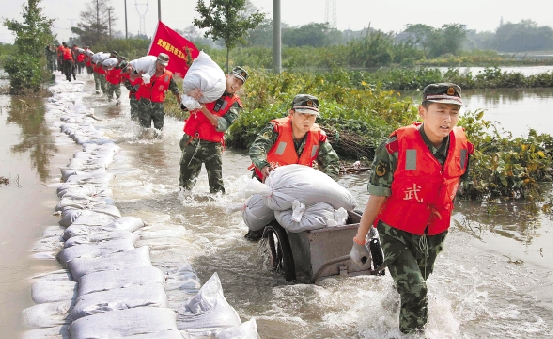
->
[46,45,473,336]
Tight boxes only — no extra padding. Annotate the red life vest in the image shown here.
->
[134,70,173,103]
[62,47,72,60]
[121,73,142,99]
[376,123,474,235]
[93,63,106,75]
[105,68,122,85]
[77,53,85,62]
[252,117,326,179]
[183,94,241,143]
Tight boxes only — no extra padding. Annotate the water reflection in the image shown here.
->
[6,97,56,181]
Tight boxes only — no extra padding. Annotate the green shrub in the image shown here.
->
[4,55,42,94]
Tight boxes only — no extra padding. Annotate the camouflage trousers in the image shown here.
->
[178,134,225,194]
[62,59,73,81]
[137,99,165,129]
[129,96,139,120]
[105,82,121,101]
[94,73,106,92]
[376,220,447,334]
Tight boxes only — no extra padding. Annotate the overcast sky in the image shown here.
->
[1,0,552,44]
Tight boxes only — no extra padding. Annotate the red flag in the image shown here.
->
[148,21,200,78]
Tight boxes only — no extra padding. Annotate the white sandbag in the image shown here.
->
[57,185,113,199]
[129,55,157,76]
[59,168,107,182]
[274,201,348,233]
[65,230,137,248]
[31,281,78,304]
[70,283,168,320]
[57,238,136,267]
[64,171,115,186]
[214,318,258,339]
[91,52,111,65]
[23,301,72,328]
[69,307,179,339]
[58,209,82,227]
[68,210,117,229]
[78,266,165,296]
[252,165,357,211]
[242,194,274,231]
[63,216,145,240]
[122,331,185,339]
[178,272,241,331]
[22,325,70,339]
[101,57,118,70]
[181,51,226,110]
[68,246,152,281]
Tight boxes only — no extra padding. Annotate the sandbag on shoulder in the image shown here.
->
[214,317,258,339]
[63,216,145,240]
[78,266,165,296]
[57,238,136,267]
[31,281,78,304]
[70,283,168,320]
[69,307,179,339]
[181,51,226,110]
[274,201,349,233]
[260,165,357,211]
[68,246,152,281]
[177,272,241,331]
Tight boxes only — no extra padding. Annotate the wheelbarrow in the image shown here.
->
[261,210,385,282]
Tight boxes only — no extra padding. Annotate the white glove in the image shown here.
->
[141,73,151,84]
[350,238,371,267]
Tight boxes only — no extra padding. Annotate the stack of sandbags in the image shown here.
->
[232,165,356,233]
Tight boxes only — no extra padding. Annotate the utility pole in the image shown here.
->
[125,0,128,39]
[273,0,281,74]
[158,0,161,22]
[108,8,112,37]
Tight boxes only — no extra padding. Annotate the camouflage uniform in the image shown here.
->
[178,97,242,194]
[249,122,340,180]
[136,76,179,130]
[45,46,56,73]
[105,82,121,101]
[94,72,107,93]
[122,77,139,120]
[368,124,469,334]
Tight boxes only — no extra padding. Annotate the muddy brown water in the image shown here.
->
[1,72,552,338]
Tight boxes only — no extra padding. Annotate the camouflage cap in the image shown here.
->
[422,83,463,105]
[231,66,249,83]
[117,60,129,70]
[292,94,319,115]
[157,53,169,66]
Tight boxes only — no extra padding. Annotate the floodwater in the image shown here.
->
[1,70,552,339]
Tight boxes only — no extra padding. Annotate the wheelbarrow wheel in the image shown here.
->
[263,221,296,281]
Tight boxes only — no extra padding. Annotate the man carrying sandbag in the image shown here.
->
[178,66,248,194]
[245,94,340,240]
[124,53,181,130]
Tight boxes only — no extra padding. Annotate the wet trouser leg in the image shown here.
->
[377,222,446,334]
[179,135,203,190]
